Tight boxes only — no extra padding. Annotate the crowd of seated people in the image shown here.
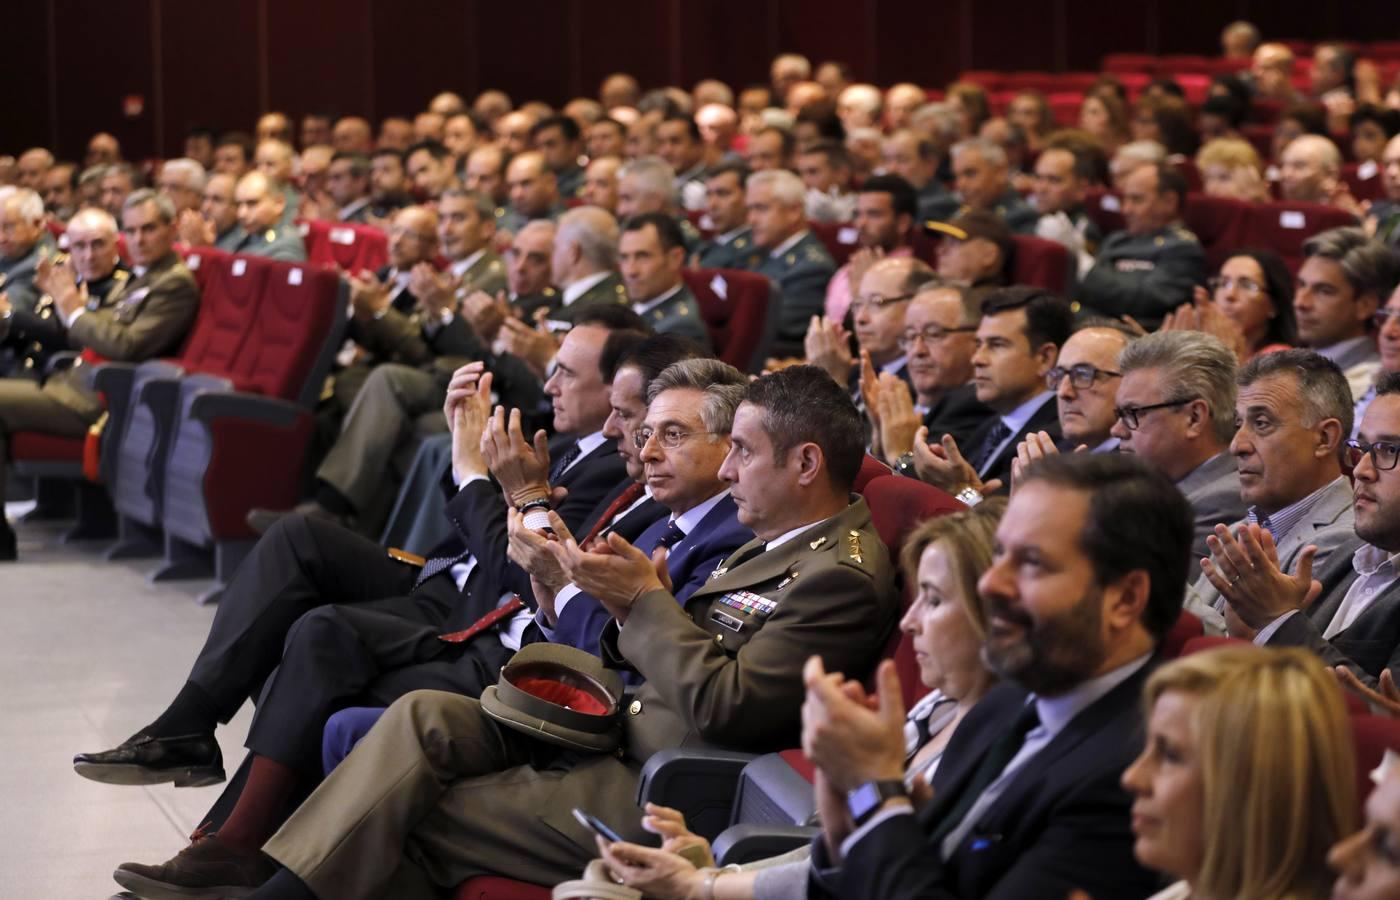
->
[8,19,1400,899]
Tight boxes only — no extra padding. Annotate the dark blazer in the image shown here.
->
[816,661,1161,900]
[923,383,995,450]
[570,479,668,549]
[550,494,752,658]
[1269,535,1400,687]
[449,436,628,606]
[962,393,1061,491]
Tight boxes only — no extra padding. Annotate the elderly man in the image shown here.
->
[1295,227,1397,400]
[824,174,918,322]
[229,171,306,261]
[693,161,753,269]
[156,157,206,217]
[946,138,1038,233]
[742,168,836,352]
[618,213,710,350]
[695,104,739,162]
[99,163,137,218]
[0,187,55,315]
[1279,134,1351,209]
[883,129,954,222]
[177,172,243,252]
[804,452,1186,899]
[885,83,927,131]
[837,84,882,132]
[152,365,896,898]
[527,206,627,327]
[499,151,564,234]
[1079,162,1206,328]
[1111,331,1245,561]
[910,286,1071,496]
[256,112,294,145]
[15,148,54,191]
[1049,323,1132,452]
[578,156,622,214]
[1221,20,1260,60]
[531,115,586,199]
[2,207,128,378]
[85,132,122,168]
[0,191,198,560]
[1250,43,1301,106]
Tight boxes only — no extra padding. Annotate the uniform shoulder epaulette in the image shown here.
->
[1171,226,1199,243]
[835,527,876,575]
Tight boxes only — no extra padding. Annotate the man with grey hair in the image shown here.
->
[1110,330,1245,561]
[1280,134,1347,207]
[546,206,627,325]
[615,156,703,251]
[157,157,207,217]
[882,129,956,223]
[0,188,198,560]
[946,137,1037,233]
[742,168,836,351]
[1188,349,1357,632]
[0,186,55,316]
[1109,140,1167,191]
[99,162,137,218]
[836,84,883,132]
[771,52,812,106]
[884,83,927,131]
[230,170,306,261]
[1296,226,1398,400]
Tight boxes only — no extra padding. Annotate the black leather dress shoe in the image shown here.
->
[74,732,225,787]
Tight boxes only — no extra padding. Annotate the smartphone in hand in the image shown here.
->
[572,807,624,843]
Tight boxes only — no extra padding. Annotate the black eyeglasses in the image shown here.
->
[850,292,916,314]
[633,426,721,450]
[1114,397,1196,431]
[1046,363,1121,391]
[897,324,977,350]
[1346,438,1400,471]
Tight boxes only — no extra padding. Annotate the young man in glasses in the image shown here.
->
[1207,369,1400,687]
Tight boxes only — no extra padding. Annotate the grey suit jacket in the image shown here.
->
[1175,451,1246,563]
[635,283,712,352]
[1186,475,1356,630]
[1267,535,1400,687]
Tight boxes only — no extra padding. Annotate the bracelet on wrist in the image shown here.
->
[517,497,552,513]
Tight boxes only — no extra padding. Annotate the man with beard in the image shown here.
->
[802,452,1189,899]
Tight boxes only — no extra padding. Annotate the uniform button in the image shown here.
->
[628,700,642,715]
[714,633,724,644]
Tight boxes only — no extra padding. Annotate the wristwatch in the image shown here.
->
[846,779,907,828]
[893,451,916,477]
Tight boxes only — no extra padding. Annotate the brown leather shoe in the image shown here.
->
[112,834,277,899]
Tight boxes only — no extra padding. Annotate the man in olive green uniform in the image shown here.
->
[2,207,129,379]
[245,365,897,897]
[693,162,755,270]
[0,187,57,316]
[742,169,837,353]
[526,207,628,330]
[229,171,307,262]
[0,191,198,559]
[1078,162,1206,329]
[498,151,567,235]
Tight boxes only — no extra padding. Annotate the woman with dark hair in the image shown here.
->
[1132,95,1199,160]
[1171,248,1297,360]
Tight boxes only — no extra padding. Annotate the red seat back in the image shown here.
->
[1010,234,1071,293]
[1161,610,1204,659]
[1103,53,1157,74]
[1244,200,1361,273]
[1182,193,1252,271]
[809,220,858,267]
[1351,715,1400,806]
[853,455,891,493]
[1083,188,1127,237]
[451,878,549,900]
[174,249,269,375]
[1343,162,1387,203]
[298,219,389,274]
[681,268,772,372]
[683,208,714,239]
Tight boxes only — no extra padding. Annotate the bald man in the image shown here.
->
[1280,134,1348,207]
[499,151,564,233]
[0,187,56,317]
[230,171,306,260]
[255,139,302,223]
[256,112,294,144]
[15,148,53,191]
[1250,43,1301,105]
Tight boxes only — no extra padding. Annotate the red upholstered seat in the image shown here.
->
[1343,162,1387,203]
[1242,200,1361,272]
[11,432,84,462]
[1160,610,1204,659]
[175,248,268,377]
[1103,53,1157,74]
[808,220,858,267]
[1083,188,1127,238]
[298,219,389,273]
[1010,234,1072,293]
[1351,715,1400,805]
[852,455,891,493]
[1182,193,1251,271]
[681,268,773,372]
[452,878,550,900]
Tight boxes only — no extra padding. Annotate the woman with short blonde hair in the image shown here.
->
[1124,645,1356,900]
[1196,136,1269,201]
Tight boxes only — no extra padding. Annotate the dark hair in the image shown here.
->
[857,173,917,220]
[1220,248,1298,347]
[1043,129,1110,184]
[215,131,254,159]
[794,103,845,142]
[818,59,853,81]
[371,147,405,164]
[1020,453,1192,641]
[592,117,625,138]
[743,365,865,492]
[575,303,651,334]
[1375,371,1400,399]
[330,151,371,178]
[1281,102,1330,138]
[606,332,710,386]
[1147,77,1185,99]
[532,114,582,143]
[622,212,687,252]
[980,286,1073,352]
[1200,94,1248,130]
[598,330,648,384]
[705,160,752,184]
[798,139,851,170]
[1238,348,1355,445]
[1209,74,1252,110]
[757,125,795,160]
[1350,104,1400,140]
[406,139,450,162]
[1151,162,1189,209]
[660,114,702,143]
[185,125,217,143]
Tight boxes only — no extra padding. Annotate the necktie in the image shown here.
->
[413,547,471,590]
[549,441,582,483]
[967,419,1011,475]
[438,596,525,643]
[929,700,1040,847]
[654,520,686,551]
[580,481,646,548]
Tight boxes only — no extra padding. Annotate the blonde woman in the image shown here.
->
[562,502,1005,900]
[1124,645,1356,900]
[1196,137,1269,202]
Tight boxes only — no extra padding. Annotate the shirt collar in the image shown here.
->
[765,506,845,552]
[450,249,486,278]
[1090,436,1121,453]
[768,229,809,259]
[1247,476,1346,542]
[1000,390,1055,434]
[562,429,609,475]
[1353,542,1400,578]
[633,281,684,316]
[880,354,909,376]
[716,226,748,245]
[339,197,370,219]
[562,270,611,306]
[1032,652,1152,740]
[671,488,732,536]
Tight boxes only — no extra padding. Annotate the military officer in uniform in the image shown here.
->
[742,168,837,354]
[1079,162,1206,329]
[693,162,754,270]
[531,115,586,200]
[230,171,307,262]
[1,208,129,379]
[946,137,1039,234]
[173,365,897,898]
[0,190,199,560]
[620,212,712,351]
[497,151,566,235]
[0,187,57,316]
[326,152,374,225]
[525,207,627,331]
[436,188,507,298]
[177,172,245,253]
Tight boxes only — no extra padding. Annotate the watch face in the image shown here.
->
[846,781,882,820]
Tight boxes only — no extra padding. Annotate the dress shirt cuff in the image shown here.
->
[453,471,488,492]
[552,583,583,619]
[839,805,914,860]
[64,306,86,328]
[1253,609,1300,645]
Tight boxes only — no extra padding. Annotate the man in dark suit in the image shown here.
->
[1213,371,1400,686]
[907,286,1071,498]
[0,190,199,560]
[803,452,1193,900]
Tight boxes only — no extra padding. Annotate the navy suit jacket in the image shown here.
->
[813,658,1161,900]
[549,494,753,660]
[962,395,1061,493]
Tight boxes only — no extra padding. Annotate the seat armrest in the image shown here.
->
[713,823,819,867]
[636,748,756,841]
[44,350,81,375]
[187,391,303,427]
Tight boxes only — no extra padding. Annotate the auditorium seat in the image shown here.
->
[808,220,858,267]
[1241,200,1361,272]
[1010,234,1072,293]
[1103,53,1157,74]
[681,268,776,372]
[683,208,714,239]
[1083,188,1127,237]
[1182,193,1251,270]
[1351,715,1400,804]
[1049,92,1086,127]
[297,219,389,273]
[1342,161,1386,203]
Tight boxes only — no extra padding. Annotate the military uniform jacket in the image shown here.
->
[1,262,131,378]
[455,249,508,299]
[694,227,754,270]
[556,165,585,199]
[47,251,199,419]
[1078,224,1207,328]
[961,186,1039,234]
[213,226,247,253]
[542,272,629,330]
[634,283,712,351]
[231,223,308,262]
[746,230,837,345]
[497,203,566,235]
[917,182,958,223]
[601,497,898,764]
[0,233,56,315]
